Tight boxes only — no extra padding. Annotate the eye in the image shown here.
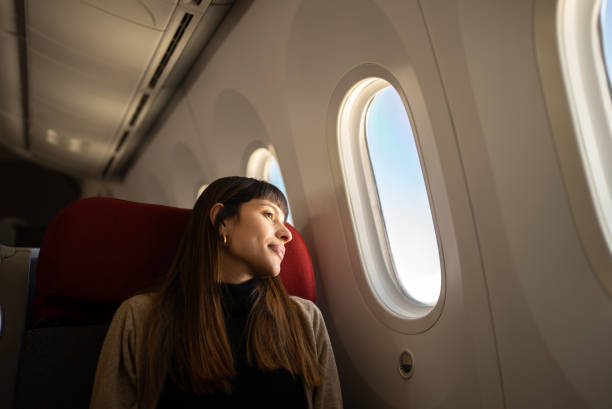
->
[263,211,275,220]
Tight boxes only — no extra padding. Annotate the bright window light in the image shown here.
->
[601,0,612,85]
[365,86,441,305]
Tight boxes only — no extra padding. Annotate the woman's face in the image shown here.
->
[218,198,292,283]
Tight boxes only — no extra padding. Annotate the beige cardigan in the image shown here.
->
[89,294,343,409]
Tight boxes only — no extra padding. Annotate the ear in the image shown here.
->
[209,202,224,228]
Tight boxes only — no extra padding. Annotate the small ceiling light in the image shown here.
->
[68,138,82,152]
[46,129,58,145]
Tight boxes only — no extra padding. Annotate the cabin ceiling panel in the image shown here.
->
[0,0,18,33]
[0,0,232,176]
[0,30,25,151]
[23,0,178,176]
[30,102,114,144]
[0,31,23,118]
[81,0,178,30]
[28,51,139,128]
[27,1,165,75]
[30,124,107,173]
[26,0,166,120]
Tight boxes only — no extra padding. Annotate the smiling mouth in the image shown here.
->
[269,244,285,260]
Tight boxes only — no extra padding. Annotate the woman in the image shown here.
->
[89,177,342,409]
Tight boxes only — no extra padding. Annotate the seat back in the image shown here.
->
[11,197,316,409]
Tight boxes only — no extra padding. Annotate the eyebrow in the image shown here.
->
[256,201,285,222]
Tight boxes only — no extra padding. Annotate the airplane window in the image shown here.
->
[365,86,441,305]
[600,0,612,230]
[585,0,612,254]
[247,148,293,224]
[334,73,446,323]
[538,0,612,295]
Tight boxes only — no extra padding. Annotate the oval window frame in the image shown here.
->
[245,146,294,224]
[327,64,449,333]
[247,147,275,181]
[535,0,612,297]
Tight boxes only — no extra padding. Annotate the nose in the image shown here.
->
[279,223,293,243]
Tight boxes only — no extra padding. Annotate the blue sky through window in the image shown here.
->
[268,157,293,225]
[365,86,441,305]
[602,0,612,87]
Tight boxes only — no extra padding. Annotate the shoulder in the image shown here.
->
[116,293,153,317]
[109,293,154,332]
[290,296,324,327]
[121,293,154,313]
[290,295,320,315]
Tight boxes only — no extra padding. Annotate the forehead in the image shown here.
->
[244,198,284,214]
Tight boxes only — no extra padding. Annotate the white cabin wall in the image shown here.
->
[281,1,503,408]
[421,0,612,408]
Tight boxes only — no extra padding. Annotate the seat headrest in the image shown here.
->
[33,197,316,327]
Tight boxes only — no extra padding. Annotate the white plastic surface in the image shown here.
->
[82,0,178,30]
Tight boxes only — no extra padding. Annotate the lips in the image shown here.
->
[269,244,285,260]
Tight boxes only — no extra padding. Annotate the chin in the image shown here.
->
[252,265,280,278]
[266,268,281,278]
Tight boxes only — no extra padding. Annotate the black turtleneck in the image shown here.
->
[156,278,308,409]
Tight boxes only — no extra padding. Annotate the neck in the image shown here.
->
[221,270,254,284]
[219,250,254,284]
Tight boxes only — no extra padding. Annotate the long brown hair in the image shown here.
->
[139,177,321,407]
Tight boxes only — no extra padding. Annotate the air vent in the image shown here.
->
[102,156,115,177]
[115,130,129,153]
[149,13,193,88]
[128,94,150,126]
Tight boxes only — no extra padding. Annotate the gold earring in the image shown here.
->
[223,235,227,246]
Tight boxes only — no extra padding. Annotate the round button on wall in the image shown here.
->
[399,350,414,379]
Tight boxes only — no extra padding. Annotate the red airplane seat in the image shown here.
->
[32,197,316,326]
[13,197,316,409]
[32,197,191,327]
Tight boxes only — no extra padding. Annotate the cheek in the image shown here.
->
[231,233,263,259]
